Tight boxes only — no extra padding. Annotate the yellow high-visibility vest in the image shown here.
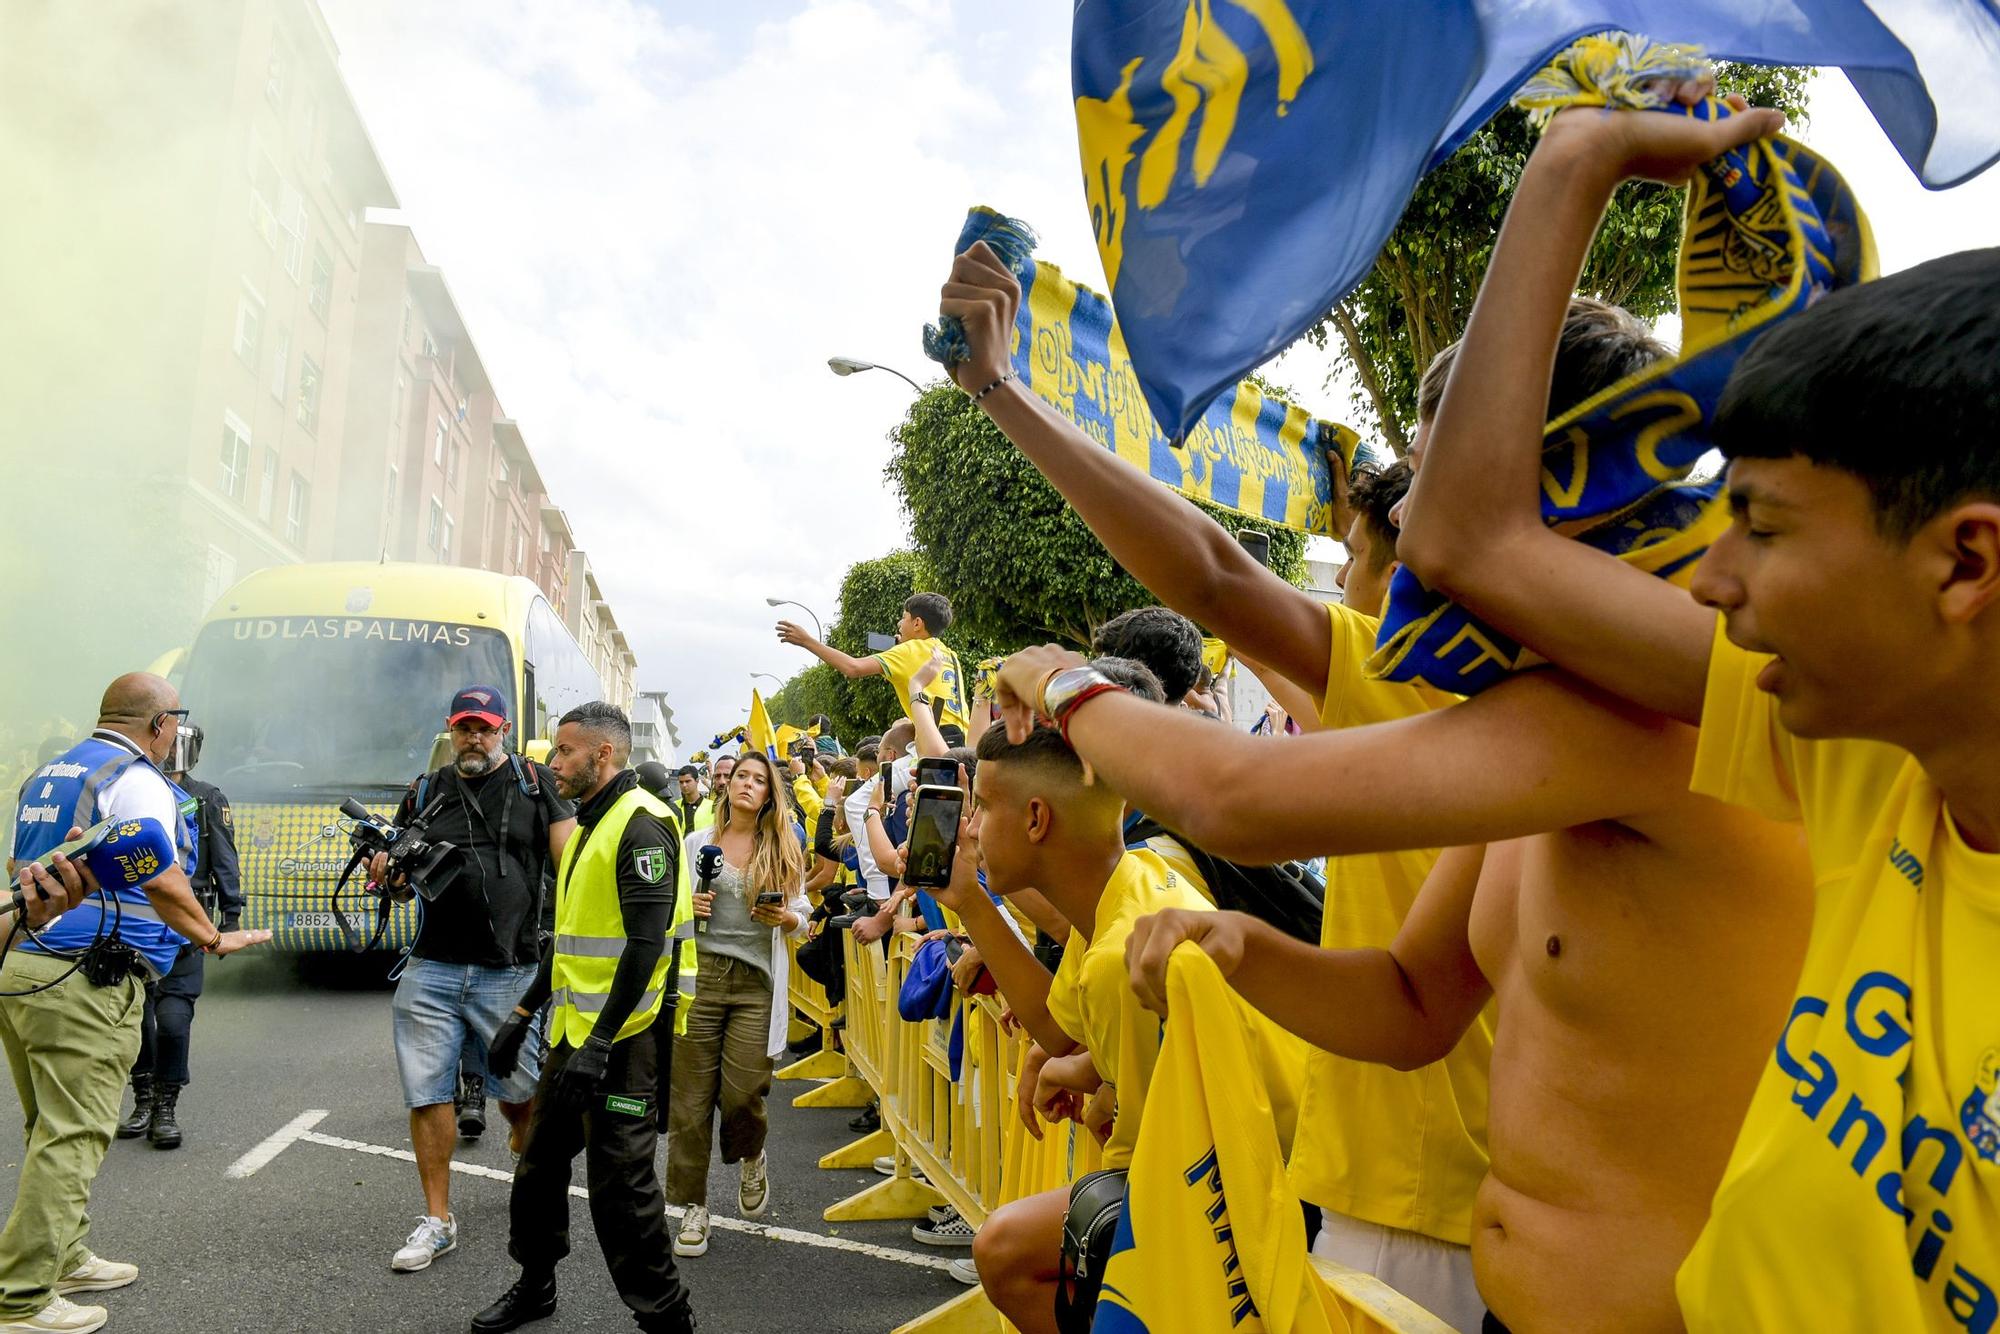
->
[548,785,697,1046]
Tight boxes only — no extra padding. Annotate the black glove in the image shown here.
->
[551,1032,615,1110]
[488,1010,533,1080]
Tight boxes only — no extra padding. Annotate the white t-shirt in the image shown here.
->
[889,754,915,799]
[843,781,890,902]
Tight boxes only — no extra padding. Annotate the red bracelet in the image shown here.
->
[1055,682,1125,746]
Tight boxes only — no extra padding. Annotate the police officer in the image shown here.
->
[0,673,268,1334]
[474,702,697,1334]
[115,724,241,1150]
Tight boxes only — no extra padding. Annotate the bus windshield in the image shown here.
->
[181,616,514,799]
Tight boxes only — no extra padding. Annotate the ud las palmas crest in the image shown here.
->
[1964,1048,2000,1164]
[632,846,668,885]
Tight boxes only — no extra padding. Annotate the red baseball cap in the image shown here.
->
[447,684,508,729]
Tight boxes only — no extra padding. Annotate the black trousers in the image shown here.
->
[509,1032,689,1321]
[130,946,204,1086]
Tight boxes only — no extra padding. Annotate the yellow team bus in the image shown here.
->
[176,562,603,952]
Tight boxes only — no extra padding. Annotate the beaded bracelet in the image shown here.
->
[971,371,1016,402]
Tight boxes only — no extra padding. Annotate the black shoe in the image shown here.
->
[470,1273,557,1333]
[148,1082,183,1150]
[848,1101,880,1133]
[635,1296,697,1334]
[457,1072,488,1140]
[116,1075,154,1140]
[786,1030,823,1058]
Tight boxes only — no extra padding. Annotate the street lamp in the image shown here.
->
[765,597,824,640]
[827,356,924,395]
[750,672,782,687]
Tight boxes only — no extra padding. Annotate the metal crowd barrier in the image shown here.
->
[780,929,1456,1334]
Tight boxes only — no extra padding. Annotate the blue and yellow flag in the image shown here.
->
[747,691,780,763]
[1367,39,1875,696]
[706,725,745,752]
[931,207,1374,537]
[1072,0,2000,440]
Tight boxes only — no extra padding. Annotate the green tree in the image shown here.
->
[885,385,1307,648]
[1315,65,1813,452]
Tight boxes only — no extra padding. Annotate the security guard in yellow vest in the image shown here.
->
[476,703,697,1334]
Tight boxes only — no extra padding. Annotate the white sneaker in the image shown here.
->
[947,1256,980,1287]
[738,1152,770,1218]
[390,1214,457,1272]
[54,1253,137,1294]
[674,1205,710,1257]
[0,1295,108,1332]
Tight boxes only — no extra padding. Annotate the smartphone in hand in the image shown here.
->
[902,785,965,890]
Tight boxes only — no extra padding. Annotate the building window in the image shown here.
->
[298,96,318,158]
[265,42,287,107]
[258,446,279,523]
[385,464,400,527]
[427,497,444,551]
[307,243,332,321]
[249,144,281,248]
[281,185,306,280]
[270,327,290,401]
[296,353,321,433]
[433,416,447,466]
[232,289,263,366]
[494,453,510,490]
[219,413,251,502]
[286,473,310,546]
[440,514,454,564]
[202,546,237,610]
[447,438,461,488]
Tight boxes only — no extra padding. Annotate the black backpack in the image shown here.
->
[1124,815,1324,945]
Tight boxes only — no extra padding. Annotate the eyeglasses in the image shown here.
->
[152,708,191,731]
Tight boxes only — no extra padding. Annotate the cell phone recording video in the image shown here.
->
[902,785,965,890]
[755,891,784,908]
[915,757,958,790]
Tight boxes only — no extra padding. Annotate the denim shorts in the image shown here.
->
[391,958,543,1108]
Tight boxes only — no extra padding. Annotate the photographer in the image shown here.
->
[1,673,268,1334]
[376,685,575,1276]
[115,725,242,1150]
[666,752,809,1258]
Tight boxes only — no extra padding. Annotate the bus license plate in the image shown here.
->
[289,911,339,929]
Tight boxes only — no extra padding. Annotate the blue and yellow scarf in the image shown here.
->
[1369,34,1876,695]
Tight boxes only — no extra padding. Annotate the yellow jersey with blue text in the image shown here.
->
[873,636,969,732]
[1046,848,1305,1171]
[1678,620,2000,1332]
[1287,601,1492,1246]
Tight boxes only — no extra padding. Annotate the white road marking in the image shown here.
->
[224,1108,329,1179]
[294,1127,953,1272]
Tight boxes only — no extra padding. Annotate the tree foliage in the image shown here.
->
[1312,64,1813,451]
[885,384,1307,648]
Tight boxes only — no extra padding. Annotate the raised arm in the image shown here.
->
[776,620,882,680]
[995,649,1696,864]
[1395,93,1783,725]
[1128,843,1490,1069]
[939,244,1331,699]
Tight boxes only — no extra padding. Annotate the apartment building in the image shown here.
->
[1,0,641,725]
[630,691,680,768]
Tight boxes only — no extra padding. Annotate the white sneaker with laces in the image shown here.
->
[54,1253,137,1294]
[390,1214,458,1272]
[0,1295,108,1333]
[739,1152,770,1218]
[947,1256,980,1287]
[674,1205,711,1257]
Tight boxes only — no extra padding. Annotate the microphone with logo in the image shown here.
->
[694,845,723,936]
[8,816,177,918]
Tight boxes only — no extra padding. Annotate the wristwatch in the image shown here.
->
[1040,665,1115,718]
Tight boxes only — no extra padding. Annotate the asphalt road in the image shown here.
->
[0,952,966,1334]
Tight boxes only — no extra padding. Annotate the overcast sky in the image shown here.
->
[315,0,2000,750]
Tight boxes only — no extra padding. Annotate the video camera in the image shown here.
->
[337,796,461,902]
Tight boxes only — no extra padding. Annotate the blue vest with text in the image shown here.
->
[12,735,198,977]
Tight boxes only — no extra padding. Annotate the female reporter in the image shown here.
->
[667,752,810,1256]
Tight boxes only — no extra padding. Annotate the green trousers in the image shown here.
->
[0,949,143,1319]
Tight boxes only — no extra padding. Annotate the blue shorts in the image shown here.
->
[391,958,543,1108]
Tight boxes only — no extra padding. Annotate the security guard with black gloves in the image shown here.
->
[116,724,242,1149]
[475,702,698,1334]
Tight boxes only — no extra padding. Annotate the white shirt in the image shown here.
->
[89,731,180,838]
[843,781,890,902]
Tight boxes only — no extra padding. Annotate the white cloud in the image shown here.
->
[314,4,2000,746]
